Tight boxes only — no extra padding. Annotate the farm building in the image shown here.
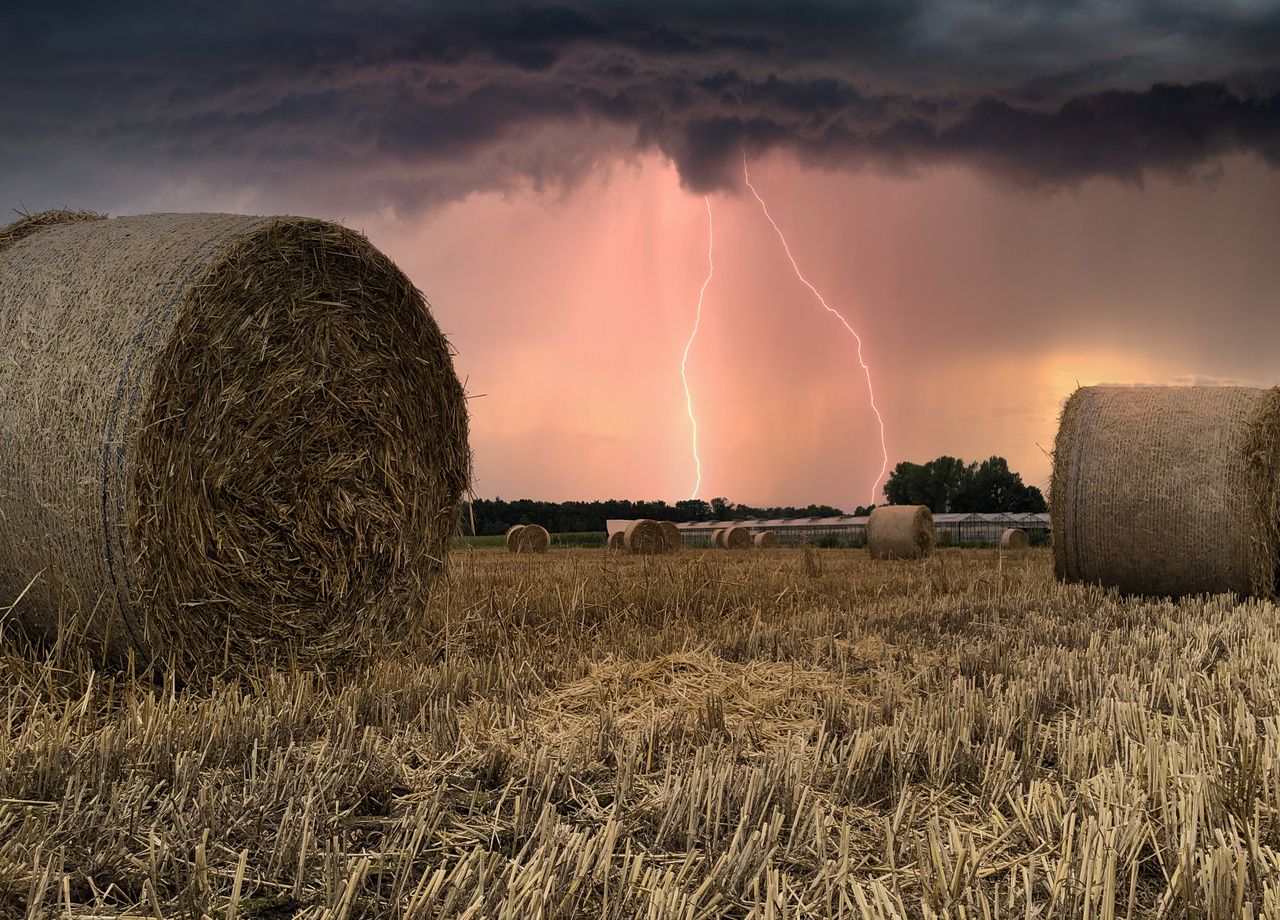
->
[609,513,1049,547]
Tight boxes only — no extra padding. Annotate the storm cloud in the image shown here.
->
[2,1,1279,212]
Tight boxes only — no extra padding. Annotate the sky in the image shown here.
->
[3,1,1279,508]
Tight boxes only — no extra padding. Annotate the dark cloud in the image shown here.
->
[2,1,1279,213]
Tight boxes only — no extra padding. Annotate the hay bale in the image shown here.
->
[659,521,682,552]
[722,525,751,550]
[868,505,935,560]
[505,525,527,553]
[710,528,726,548]
[508,524,550,554]
[1000,528,1029,550]
[624,519,666,554]
[753,531,779,548]
[1052,385,1280,597]
[608,531,626,551]
[0,210,470,675]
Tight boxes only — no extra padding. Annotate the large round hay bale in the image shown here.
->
[1000,528,1029,550]
[868,505,935,560]
[624,519,666,554]
[505,525,527,553]
[508,524,550,554]
[607,531,626,551]
[0,210,470,675]
[710,528,726,548]
[1052,385,1280,597]
[753,531,779,548]
[659,521,682,552]
[722,525,752,549]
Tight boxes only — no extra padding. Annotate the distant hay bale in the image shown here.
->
[1000,528,1029,550]
[868,505,935,560]
[0,210,470,676]
[753,531,779,548]
[722,525,752,550]
[608,531,626,552]
[711,529,726,548]
[505,525,527,553]
[1052,385,1280,597]
[659,521,682,552]
[624,519,667,555]
[508,524,550,554]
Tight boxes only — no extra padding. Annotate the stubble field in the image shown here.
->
[2,547,1278,918]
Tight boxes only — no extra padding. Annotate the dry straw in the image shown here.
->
[607,531,625,552]
[711,529,726,549]
[659,521,682,552]
[507,524,550,554]
[624,519,667,555]
[868,505,935,560]
[0,210,470,676]
[505,525,527,553]
[1052,384,1280,597]
[722,525,752,550]
[753,531,779,548]
[1000,528,1029,550]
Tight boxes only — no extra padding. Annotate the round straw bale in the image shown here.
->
[1000,528,1029,550]
[624,519,666,554]
[510,524,550,554]
[722,525,752,549]
[753,531,779,548]
[608,531,626,551]
[0,210,470,675]
[505,525,527,553]
[868,505,935,560]
[1052,385,1280,597]
[710,528,725,548]
[659,521,682,552]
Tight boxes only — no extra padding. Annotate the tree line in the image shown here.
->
[463,455,1044,534]
[882,455,1047,513]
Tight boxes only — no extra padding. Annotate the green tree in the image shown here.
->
[883,455,1046,513]
[883,455,969,511]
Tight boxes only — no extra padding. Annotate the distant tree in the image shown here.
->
[884,455,969,511]
[883,455,1046,513]
[676,499,712,521]
[709,497,735,519]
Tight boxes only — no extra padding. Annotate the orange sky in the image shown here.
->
[358,152,1280,509]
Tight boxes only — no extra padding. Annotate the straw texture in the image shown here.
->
[1000,528,1030,550]
[505,525,527,553]
[711,529,726,549]
[607,531,625,552]
[722,525,752,550]
[0,210,470,675]
[508,524,550,554]
[868,505,935,560]
[624,519,666,555]
[659,521,682,552]
[753,531,779,548]
[1052,385,1280,598]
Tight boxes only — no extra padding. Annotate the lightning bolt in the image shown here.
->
[680,196,714,499]
[742,151,889,506]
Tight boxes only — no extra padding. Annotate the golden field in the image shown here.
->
[2,547,1278,918]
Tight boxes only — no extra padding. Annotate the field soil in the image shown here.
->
[3,548,1278,918]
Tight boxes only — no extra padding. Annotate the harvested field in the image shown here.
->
[3,547,1280,918]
